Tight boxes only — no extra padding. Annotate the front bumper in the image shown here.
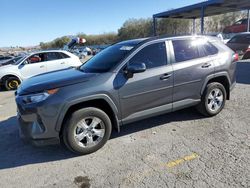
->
[15,94,63,146]
[17,113,60,146]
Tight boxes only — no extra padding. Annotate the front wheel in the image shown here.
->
[4,77,21,91]
[197,82,226,117]
[62,107,112,155]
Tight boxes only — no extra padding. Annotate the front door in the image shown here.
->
[19,53,47,79]
[117,41,173,123]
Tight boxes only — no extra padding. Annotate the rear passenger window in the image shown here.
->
[173,40,200,62]
[46,52,60,61]
[129,42,167,69]
[203,43,218,55]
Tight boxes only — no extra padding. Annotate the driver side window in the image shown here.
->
[27,53,46,64]
[129,42,167,69]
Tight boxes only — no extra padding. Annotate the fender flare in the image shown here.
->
[200,72,231,95]
[55,94,120,132]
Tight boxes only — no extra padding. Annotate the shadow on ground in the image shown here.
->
[0,108,203,170]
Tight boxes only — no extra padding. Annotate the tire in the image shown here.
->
[62,107,112,155]
[197,82,226,117]
[4,77,21,91]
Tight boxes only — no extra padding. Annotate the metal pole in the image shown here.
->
[201,6,205,34]
[247,9,250,32]
[153,17,157,36]
[193,18,196,34]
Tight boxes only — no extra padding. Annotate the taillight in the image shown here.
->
[233,53,239,62]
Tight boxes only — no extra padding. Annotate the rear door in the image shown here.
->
[117,41,173,123]
[170,38,216,110]
[45,52,68,72]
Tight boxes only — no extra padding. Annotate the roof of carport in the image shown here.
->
[153,0,250,19]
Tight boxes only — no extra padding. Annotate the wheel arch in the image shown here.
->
[201,73,231,100]
[57,95,120,138]
[1,73,22,82]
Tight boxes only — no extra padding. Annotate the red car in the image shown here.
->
[223,19,249,34]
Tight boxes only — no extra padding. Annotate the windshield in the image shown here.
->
[80,43,135,73]
[14,56,27,65]
[228,34,250,44]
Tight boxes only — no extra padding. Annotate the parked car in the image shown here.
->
[0,56,23,66]
[0,50,82,90]
[223,19,249,34]
[0,55,14,64]
[15,35,237,155]
[226,32,250,59]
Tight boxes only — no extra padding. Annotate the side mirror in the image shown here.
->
[125,62,146,78]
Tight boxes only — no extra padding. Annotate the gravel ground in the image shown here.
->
[0,62,249,188]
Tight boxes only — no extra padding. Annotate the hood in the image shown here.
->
[17,68,97,95]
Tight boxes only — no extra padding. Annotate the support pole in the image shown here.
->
[193,18,196,34]
[201,6,205,34]
[153,17,157,36]
[247,9,250,32]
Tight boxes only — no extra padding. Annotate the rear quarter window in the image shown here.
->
[203,42,218,56]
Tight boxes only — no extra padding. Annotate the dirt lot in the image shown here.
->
[0,62,250,188]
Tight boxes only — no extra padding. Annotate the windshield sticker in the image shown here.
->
[120,46,134,51]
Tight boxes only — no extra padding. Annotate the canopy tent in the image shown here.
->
[153,0,250,35]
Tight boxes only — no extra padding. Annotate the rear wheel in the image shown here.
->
[4,77,21,91]
[62,107,112,155]
[197,82,226,117]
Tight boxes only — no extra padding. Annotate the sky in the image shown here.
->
[0,0,202,47]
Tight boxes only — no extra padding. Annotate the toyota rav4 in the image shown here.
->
[15,36,237,155]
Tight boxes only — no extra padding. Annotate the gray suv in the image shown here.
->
[15,36,237,155]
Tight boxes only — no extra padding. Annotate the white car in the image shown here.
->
[0,50,82,90]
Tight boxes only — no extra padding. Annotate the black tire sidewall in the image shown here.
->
[63,107,112,155]
[204,83,226,116]
[5,77,20,91]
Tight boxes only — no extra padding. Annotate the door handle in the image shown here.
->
[61,62,65,64]
[201,63,212,68]
[160,73,172,80]
[40,65,45,68]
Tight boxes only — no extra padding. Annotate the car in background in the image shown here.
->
[0,56,24,66]
[223,19,249,34]
[226,32,250,60]
[0,55,14,64]
[0,50,82,90]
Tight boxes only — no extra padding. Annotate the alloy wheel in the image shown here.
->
[74,116,105,148]
[207,88,224,112]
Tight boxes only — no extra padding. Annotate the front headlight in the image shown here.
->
[22,88,59,104]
